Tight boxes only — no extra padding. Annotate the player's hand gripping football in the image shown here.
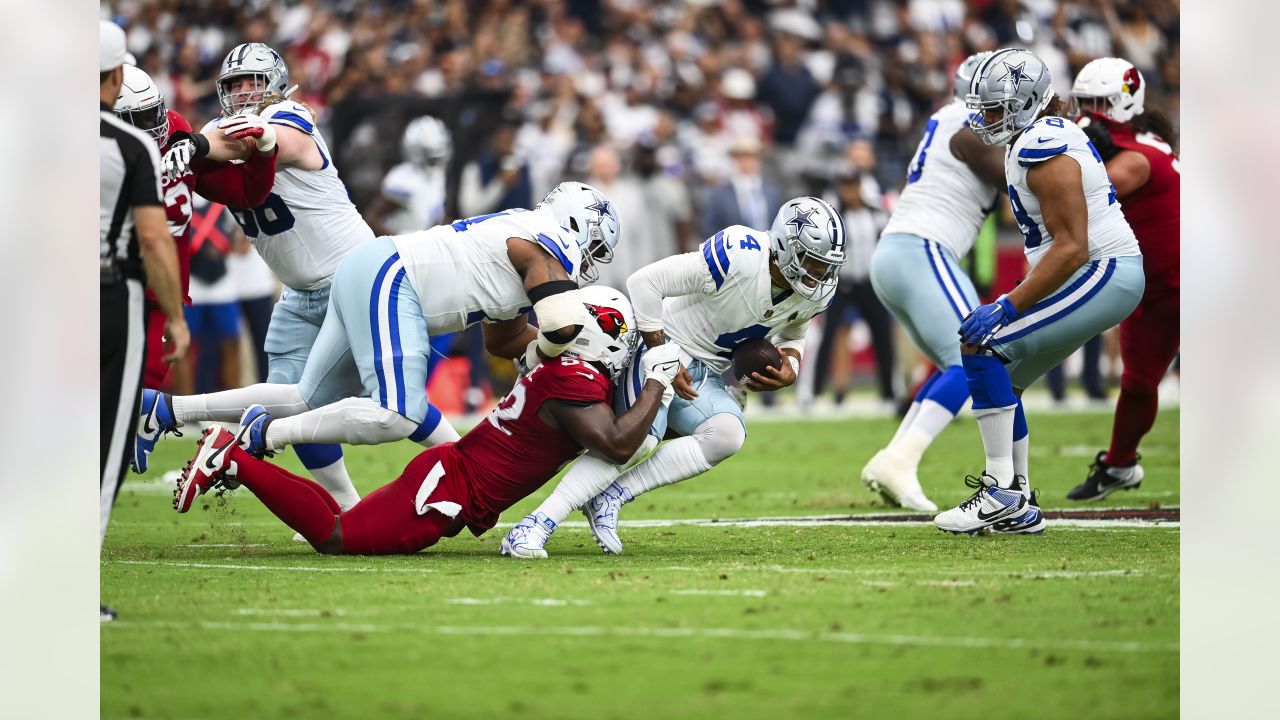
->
[959,294,1020,347]
[219,114,277,154]
[642,343,684,405]
[744,353,798,392]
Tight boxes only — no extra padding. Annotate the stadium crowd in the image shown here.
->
[104,0,1180,409]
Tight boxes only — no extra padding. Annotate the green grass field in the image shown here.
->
[102,409,1178,720]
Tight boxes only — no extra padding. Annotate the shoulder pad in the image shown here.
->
[261,101,316,135]
[700,226,768,291]
[1015,116,1076,167]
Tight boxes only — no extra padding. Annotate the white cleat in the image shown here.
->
[583,482,631,555]
[934,473,1029,535]
[860,448,937,512]
[501,513,556,559]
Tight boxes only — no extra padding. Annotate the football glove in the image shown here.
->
[162,140,195,180]
[514,338,541,377]
[642,343,683,404]
[1079,119,1120,162]
[959,294,1020,347]
[219,114,277,154]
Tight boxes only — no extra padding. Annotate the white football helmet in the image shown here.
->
[1070,57,1146,124]
[953,51,993,101]
[565,285,638,379]
[966,48,1055,146]
[402,116,451,167]
[770,196,846,301]
[115,65,168,146]
[537,181,620,285]
[217,43,290,116]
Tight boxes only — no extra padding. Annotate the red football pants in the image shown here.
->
[143,308,172,388]
[1107,282,1179,466]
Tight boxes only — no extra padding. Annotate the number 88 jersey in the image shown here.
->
[205,100,374,291]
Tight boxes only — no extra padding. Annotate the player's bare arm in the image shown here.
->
[507,237,587,359]
[134,205,190,364]
[950,126,1009,190]
[483,315,538,360]
[1104,150,1152,199]
[541,383,667,465]
[1003,154,1090,314]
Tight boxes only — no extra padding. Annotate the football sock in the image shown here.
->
[1012,398,1029,488]
[889,371,937,445]
[963,354,1018,488]
[539,454,625,524]
[1106,382,1157,467]
[408,405,461,447]
[294,444,360,510]
[265,397,418,450]
[230,447,340,545]
[172,384,310,423]
[614,415,743,499]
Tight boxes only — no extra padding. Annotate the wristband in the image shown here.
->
[168,131,210,160]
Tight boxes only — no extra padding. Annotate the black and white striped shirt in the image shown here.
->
[100,101,163,281]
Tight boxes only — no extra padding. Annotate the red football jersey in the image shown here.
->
[454,356,612,533]
[145,109,195,305]
[1108,121,1180,286]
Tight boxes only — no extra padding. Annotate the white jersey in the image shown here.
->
[206,100,374,291]
[1005,115,1140,266]
[391,206,584,334]
[663,226,828,374]
[882,101,998,259]
[380,161,447,235]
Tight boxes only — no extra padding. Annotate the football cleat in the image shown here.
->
[500,513,557,559]
[583,482,632,555]
[1066,451,1144,501]
[235,404,274,459]
[174,426,239,513]
[100,605,117,623]
[933,473,1028,535]
[991,489,1047,535]
[133,389,181,474]
[860,448,938,512]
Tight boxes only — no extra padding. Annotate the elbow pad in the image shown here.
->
[531,285,589,357]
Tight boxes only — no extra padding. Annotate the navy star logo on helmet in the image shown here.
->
[785,206,818,234]
[1001,61,1030,88]
[585,196,613,219]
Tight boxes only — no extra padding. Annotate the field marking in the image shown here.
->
[670,589,768,598]
[444,597,594,607]
[112,560,435,574]
[180,543,266,548]
[107,619,1178,655]
[234,608,349,617]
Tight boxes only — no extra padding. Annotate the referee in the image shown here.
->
[100,20,190,622]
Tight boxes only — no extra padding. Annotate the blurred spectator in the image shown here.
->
[756,27,821,147]
[227,236,278,384]
[458,116,532,215]
[596,140,695,290]
[701,135,781,238]
[180,199,242,395]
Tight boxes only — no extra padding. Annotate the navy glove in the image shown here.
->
[959,294,1020,346]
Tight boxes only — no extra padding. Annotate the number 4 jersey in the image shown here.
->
[1005,116,1140,267]
[205,100,374,291]
[454,356,612,533]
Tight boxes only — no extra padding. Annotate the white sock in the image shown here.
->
[889,401,921,445]
[415,420,461,446]
[614,436,714,499]
[972,405,1016,488]
[173,384,310,423]
[306,457,361,510]
[889,399,955,465]
[1013,435,1029,487]
[1106,464,1136,480]
[265,397,417,450]
[536,436,658,523]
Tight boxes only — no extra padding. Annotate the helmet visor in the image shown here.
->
[116,102,168,145]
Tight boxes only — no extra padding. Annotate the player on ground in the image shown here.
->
[861,51,1007,512]
[502,197,844,558]
[171,288,683,556]
[368,116,451,235]
[1063,58,1180,501]
[133,43,399,512]
[139,181,620,463]
[934,48,1145,535]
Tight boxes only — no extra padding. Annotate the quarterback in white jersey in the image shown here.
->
[864,52,1010,513]
[370,116,450,235]
[930,48,1145,537]
[502,197,845,559]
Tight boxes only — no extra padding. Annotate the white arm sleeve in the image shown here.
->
[626,251,713,332]
[774,317,811,360]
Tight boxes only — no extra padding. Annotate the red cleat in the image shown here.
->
[174,427,239,513]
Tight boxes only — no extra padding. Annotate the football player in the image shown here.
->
[139,181,621,461]
[368,115,451,235]
[860,51,1007,512]
[171,288,684,556]
[503,197,843,558]
[934,48,1145,535]
[1064,57,1180,502]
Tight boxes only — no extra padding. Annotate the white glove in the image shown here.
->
[162,139,195,180]
[514,338,541,376]
[642,343,683,404]
[219,113,277,153]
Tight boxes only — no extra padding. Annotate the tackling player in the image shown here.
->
[934,48,1145,535]
[503,197,844,558]
[860,51,1007,512]
[1063,58,1180,502]
[170,288,684,556]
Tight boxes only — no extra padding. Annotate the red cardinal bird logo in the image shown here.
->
[1122,67,1142,95]
[585,304,627,339]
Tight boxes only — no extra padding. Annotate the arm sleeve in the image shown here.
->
[625,251,714,332]
[193,152,277,208]
[774,317,811,358]
[127,136,164,207]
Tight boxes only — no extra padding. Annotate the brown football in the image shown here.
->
[731,338,783,382]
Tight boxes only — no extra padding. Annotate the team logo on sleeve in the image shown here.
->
[585,304,627,339]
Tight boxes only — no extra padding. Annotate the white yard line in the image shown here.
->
[444,597,593,607]
[112,560,435,574]
[532,516,1179,530]
[180,543,266,548]
[670,589,768,598]
[107,619,1177,654]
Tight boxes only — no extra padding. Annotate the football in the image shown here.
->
[731,337,783,382]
